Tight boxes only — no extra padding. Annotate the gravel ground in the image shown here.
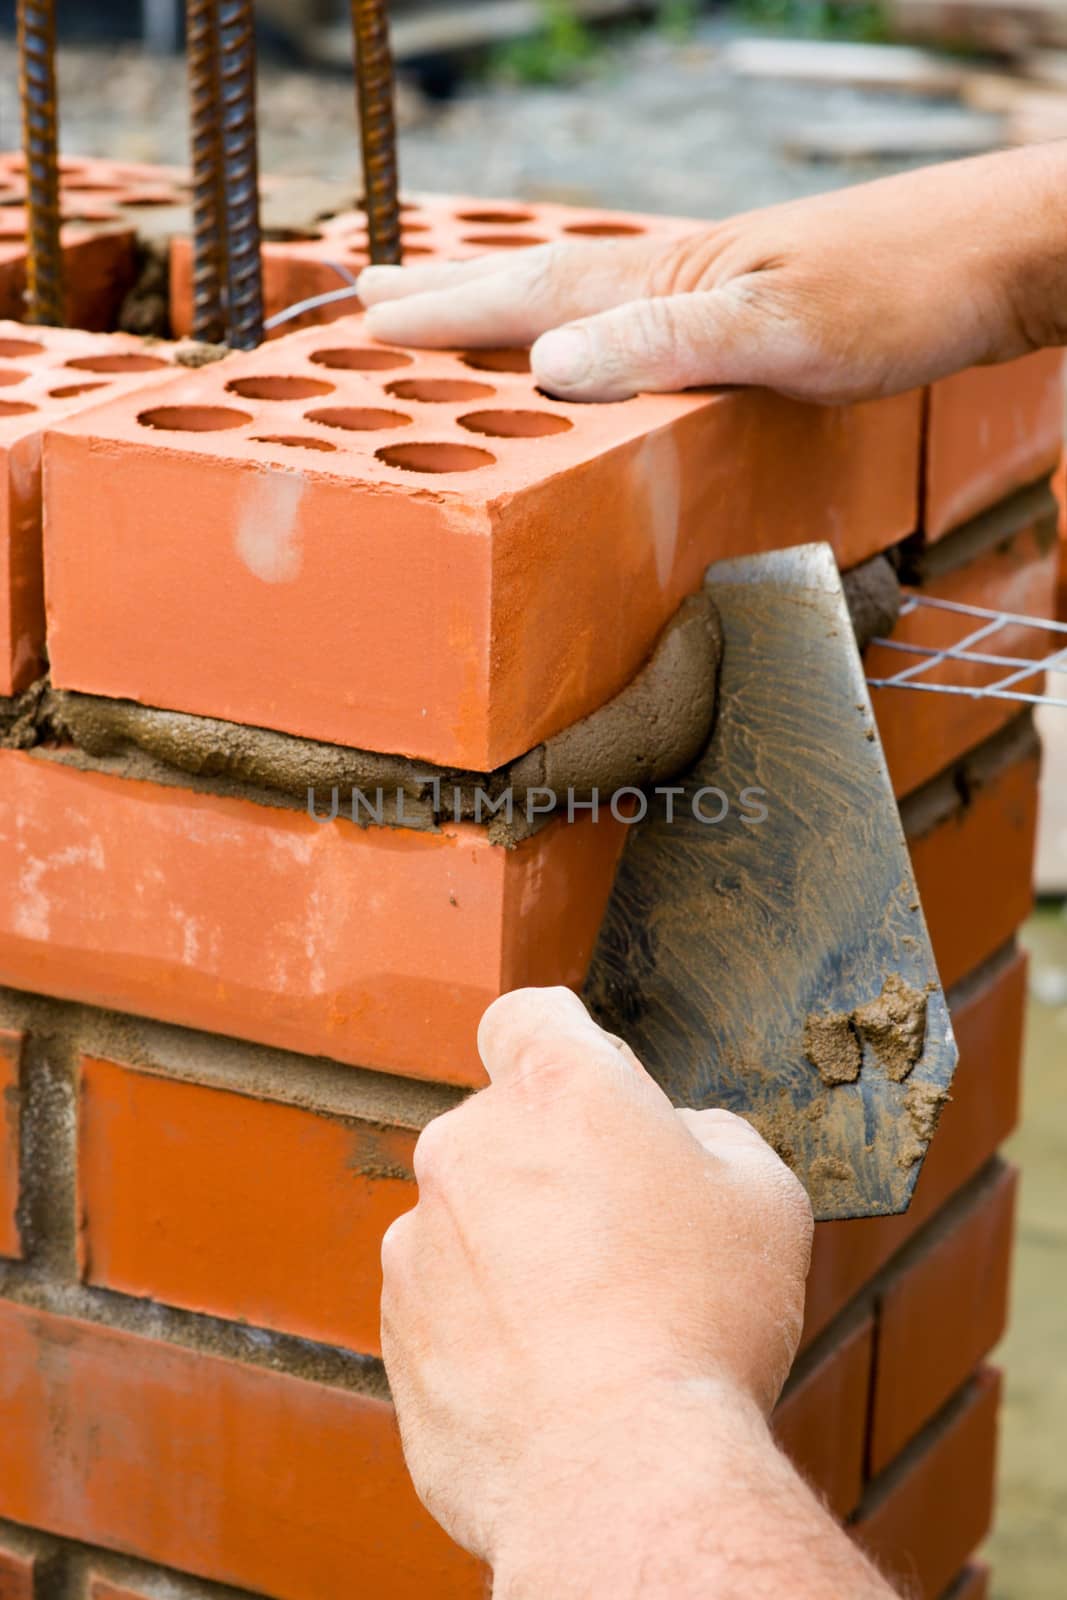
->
[0,17,940,217]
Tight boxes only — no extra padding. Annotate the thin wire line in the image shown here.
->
[262,262,361,331]
[867,591,1067,709]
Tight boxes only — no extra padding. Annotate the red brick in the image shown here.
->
[44,323,921,771]
[0,154,193,333]
[0,748,626,1085]
[853,1369,1001,1600]
[773,1313,874,1518]
[925,351,1065,539]
[907,729,1040,991]
[869,495,1059,797]
[0,1030,21,1259]
[77,1055,416,1356]
[0,1298,486,1600]
[870,1162,1017,1472]
[0,323,189,695]
[0,229,139,335]
[82,1562,232,1600]
[0,1538,34,1600]
[802,944,1025,1347]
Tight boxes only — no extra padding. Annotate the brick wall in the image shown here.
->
[0,186,1057,1598]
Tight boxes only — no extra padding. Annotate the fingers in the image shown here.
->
[530,281,777,401]
[357,236,667,350]
[477,985,652,1092]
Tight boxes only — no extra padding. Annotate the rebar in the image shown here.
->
[218,0,263,349]
[186,0,227,343]
[16,0,64,325]
[351,0,402,265]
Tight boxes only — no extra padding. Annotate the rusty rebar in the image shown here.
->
[186,0,228,344]
[351,0,402,265]
[16,0,64,325]
[218,0,263,349]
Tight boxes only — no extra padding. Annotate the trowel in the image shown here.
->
[584,543,957,1223]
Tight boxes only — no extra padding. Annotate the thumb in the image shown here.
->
[531,282,785,402]
[676,1106,776,1158]
[477,985,652,1092]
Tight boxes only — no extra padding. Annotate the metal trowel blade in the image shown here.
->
[583,543,957,1222]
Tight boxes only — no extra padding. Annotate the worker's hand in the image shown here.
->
[358,145,1067,404]
[380,986,813,1574]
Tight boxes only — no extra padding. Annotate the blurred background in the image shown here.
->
[1,3,1062,1596]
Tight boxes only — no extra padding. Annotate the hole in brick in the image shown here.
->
[50,381,109,398]
[463,234,547,250]
[398,245,432,257]
[459,409,572,438]
[402,221,431,234]
[306,406,412,432]
[226,375,335,401]
[116,192,180,208]
[460,348,531,375]
[310,346,413,372]
[0,338,44,358]
[359,197,421,214]
[0,368,27,386]
[138,405,252,432]
[253,434,338,452]
[61,179,121,193]
[385,378,495,403]
[0,232,26,244]
[263,226,325,243]
[0,400,35,417]
[456,209,536,225]
[376,441,495,474]
[67,353,170,373]
[563,222,646,237]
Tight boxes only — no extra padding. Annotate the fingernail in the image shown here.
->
[534,327,592,390]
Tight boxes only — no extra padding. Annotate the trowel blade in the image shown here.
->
[583,543,957,1222]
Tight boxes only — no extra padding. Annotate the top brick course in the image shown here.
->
[0,322,196,695]
[43,310,921,769]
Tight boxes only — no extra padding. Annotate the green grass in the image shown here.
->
[736,0,890,42]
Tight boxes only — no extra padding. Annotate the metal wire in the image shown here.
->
[262,261,361,332]
[351,0,403,265]
[186,0,227,343]
[17,0,64,325]
[867,594,1067,709]
[218,0,264,349]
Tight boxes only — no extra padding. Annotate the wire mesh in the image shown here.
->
[867,593,1067,709]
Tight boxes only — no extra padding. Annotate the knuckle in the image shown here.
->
[380,1208,416,1277]
[411,1109,463,1189]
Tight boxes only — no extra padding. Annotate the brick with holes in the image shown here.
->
[0,156,155,332]
[43,315,922,768]
[0,323,197,696]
